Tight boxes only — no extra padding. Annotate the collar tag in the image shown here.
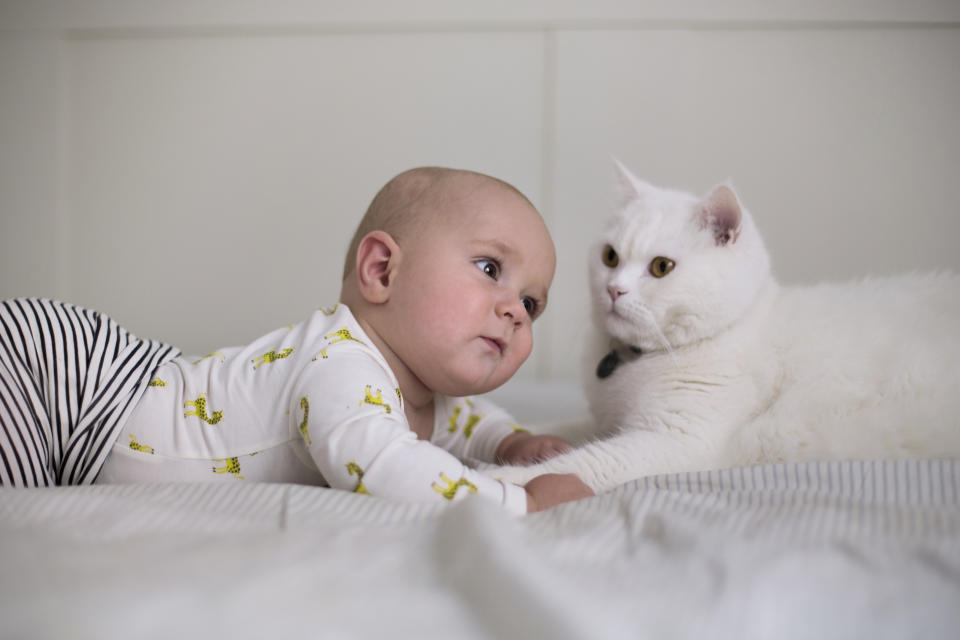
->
[596,344,642,379]
[596,350,620,379]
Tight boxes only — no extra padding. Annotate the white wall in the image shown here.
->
[2,1,959,389]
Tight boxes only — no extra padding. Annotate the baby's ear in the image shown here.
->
[354,231,401,303]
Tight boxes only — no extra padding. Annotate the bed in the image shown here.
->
[2,380,958,639]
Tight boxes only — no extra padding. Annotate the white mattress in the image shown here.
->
[2,459,958,639]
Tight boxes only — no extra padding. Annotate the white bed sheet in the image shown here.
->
[2,459,958,640]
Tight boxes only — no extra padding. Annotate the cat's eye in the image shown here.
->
[649,257,675,278]
[602,244,619,268]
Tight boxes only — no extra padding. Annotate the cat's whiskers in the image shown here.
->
[638,304,685,373]
[651,319,684,371]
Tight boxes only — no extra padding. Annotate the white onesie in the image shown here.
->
[97,304,528,514]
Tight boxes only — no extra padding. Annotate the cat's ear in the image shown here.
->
[613,158,655,207]
[699,184,742,246]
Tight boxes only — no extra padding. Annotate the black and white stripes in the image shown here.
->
[0,298,178,486]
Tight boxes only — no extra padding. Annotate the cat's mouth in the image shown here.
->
[603,305,653,351]
[605,303,636,327]
[608,304,628,319]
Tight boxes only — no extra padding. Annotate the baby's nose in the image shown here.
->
[496,295,524,324]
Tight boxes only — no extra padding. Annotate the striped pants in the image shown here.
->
[0,299,178,486]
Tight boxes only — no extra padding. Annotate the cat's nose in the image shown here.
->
[607,285,626,302]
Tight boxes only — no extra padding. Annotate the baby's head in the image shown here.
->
[341,167,556,399]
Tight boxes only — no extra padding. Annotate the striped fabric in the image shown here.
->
[0,298,178,486]
[2,459,958,639]
[536,459,960,556]
[2,459,955,539]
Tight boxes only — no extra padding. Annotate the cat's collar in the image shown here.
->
[596,342,643,379]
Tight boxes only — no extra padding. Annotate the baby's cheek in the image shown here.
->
[515,329,534,362]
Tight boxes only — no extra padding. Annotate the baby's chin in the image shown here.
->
[424,365,512,398]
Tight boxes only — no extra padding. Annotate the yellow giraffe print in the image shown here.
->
[447,400,483,439]
[346,461,370,494]
[184,393,223,425]
[325,327,365,347]
[447,406,462,433]
[252,347,295,370]
[148,377,166,387]
[314,325,365,360]
[510,423,531,434]
[299,396,311,446]
[192,351,225,365]
[463,414,482,439]
[128,434,155,454]
[360,386,392,414]
[432,473,478,500]
[319,304,339,316]
[212,457,243,479]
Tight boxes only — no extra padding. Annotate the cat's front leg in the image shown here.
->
[484,428,721,494]
[487,440,648,494]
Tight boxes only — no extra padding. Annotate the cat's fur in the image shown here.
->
[489,161,960,493]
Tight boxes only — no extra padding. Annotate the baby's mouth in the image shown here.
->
[482,337,505,354]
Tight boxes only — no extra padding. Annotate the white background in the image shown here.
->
[2,1,958,388]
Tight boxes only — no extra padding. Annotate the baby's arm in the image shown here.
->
[523,473,594,512]
[434,395,575,467]
[294,356,534,513]
[496,431,572,466]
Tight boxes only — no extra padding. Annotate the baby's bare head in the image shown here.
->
[340,166,555,398]
[341,167,541,282]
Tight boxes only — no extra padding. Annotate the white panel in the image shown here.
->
[3,0,959,30]
[3,5,959,393]
[0,35,64,300]
[64,32,544,358]
[548,28,960,378]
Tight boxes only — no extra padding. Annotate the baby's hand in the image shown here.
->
[524,473,594,512]
[496,432,572,466]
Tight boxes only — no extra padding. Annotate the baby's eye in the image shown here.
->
[522,297,539,318]
[475,259,500,280]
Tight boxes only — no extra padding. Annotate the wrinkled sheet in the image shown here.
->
[2,459,958,639]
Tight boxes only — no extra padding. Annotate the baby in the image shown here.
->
[0,167,592,513]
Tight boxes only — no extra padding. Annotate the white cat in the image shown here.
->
[488,161,960,493]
